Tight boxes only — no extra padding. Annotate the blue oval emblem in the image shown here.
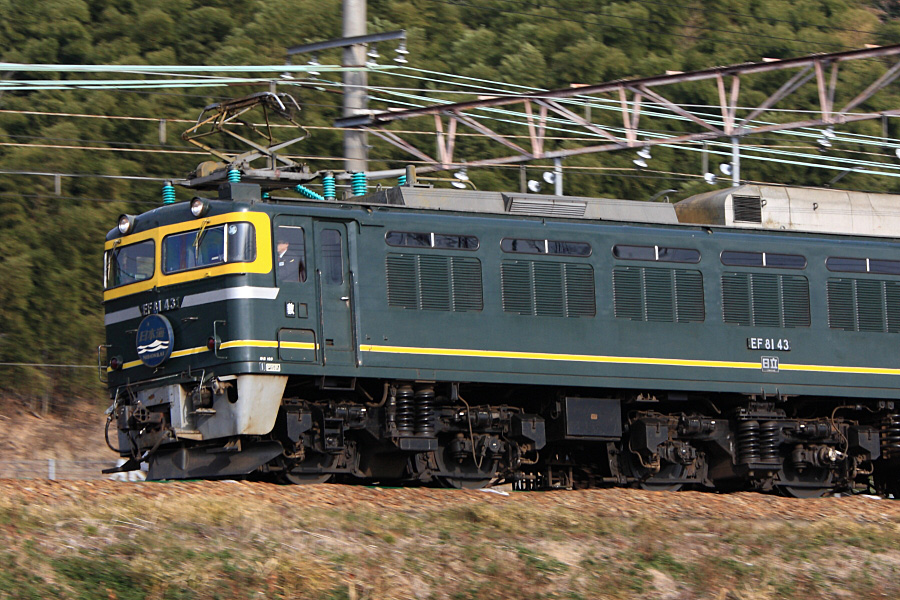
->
[136,314,175,368]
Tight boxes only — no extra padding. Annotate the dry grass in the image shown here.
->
[1,485,900,600]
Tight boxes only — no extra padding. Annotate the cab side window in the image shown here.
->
[320,229,343,284]
[276,225,307,283]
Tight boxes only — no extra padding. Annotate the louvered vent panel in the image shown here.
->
[886,282,900,333]
[385,254,418,309]
[644,267,675,322]
[733,195,762,223]
[564,264,596,317]
[505,196,588,217]
[750,273,781,327]
[613,267,644,321]
[674,270,705,322]
[856,279,886,332]
[450,257,483,312]
[418,255,451,311]
[533,262,565,317]
[501,261,534,315]
[781,275,810,327]
[722,273,752,326]
[827,279,856,330]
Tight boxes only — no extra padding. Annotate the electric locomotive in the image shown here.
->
[103,176,899,496]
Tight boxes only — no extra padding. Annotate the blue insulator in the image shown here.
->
[262,191,270,200]
[323,173,336,200]
[398,175,407,186]
[295,184,324,200]
[228,169,241,182]
[351,171,367,196]
[162,182,176,204]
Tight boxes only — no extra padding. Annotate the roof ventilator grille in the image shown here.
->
[503,194,587,217]
[733,195,763,223]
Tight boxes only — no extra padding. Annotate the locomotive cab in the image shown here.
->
[103,184,292,477]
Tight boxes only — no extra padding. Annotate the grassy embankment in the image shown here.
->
[2,483,900,599]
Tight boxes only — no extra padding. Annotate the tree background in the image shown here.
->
[0,0,898,404]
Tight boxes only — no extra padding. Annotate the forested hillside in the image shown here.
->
[0,0,898,401]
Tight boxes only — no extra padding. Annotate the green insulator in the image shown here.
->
[351,171,367,196]
[162,182,176,204]
[398,175,407,186]
[228,169,241,182]
[323,173,336,200]
[295,184,324,200]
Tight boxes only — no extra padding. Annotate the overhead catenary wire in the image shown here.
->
[4,60,900,183]
[5,103,899,151]
[0,169,176,182]
[0,191,163,205]
[5,63,899,151]
[0,362,96,369]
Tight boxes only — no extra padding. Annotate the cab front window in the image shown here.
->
[105,240,155,289]
[162,222,256,274]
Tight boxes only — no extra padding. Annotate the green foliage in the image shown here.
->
[0,0,897,399]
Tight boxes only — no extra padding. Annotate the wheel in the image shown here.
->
[638,463,687,492]
[776,463,834,498]
[637,462,688,492]
[282,452,337,485]
[433,435,499,490]
[625,452,687,492]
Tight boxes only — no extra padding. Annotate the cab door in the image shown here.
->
[313,221,355,367]
[274,217,318,363]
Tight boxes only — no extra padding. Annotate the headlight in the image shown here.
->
[190,197,210,218]
[117,214,135,235]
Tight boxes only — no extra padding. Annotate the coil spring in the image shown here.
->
[228,168,241,183]
[323,173,336,200]
[883,414,900,459]
[414,387,436,437]
[351,172,367,196]
[759,421,780,464]
[737,420,761,464]
[294,185,324,200]
[161,182,176,204]
[396,386,415,435]
[397,174,407,186]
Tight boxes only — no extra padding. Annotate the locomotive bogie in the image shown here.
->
[101,183,900,495]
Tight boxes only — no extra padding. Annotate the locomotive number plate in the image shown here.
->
[747,337,791,351]
[141,297,181,316]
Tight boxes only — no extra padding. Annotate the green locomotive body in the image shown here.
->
[103,182,897,495]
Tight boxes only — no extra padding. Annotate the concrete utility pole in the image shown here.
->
[731,137,741,187]
[288,22,405,175]
[343,0,368,173]
[553,158,563,196]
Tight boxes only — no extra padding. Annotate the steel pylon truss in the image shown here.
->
[337,44,900,173]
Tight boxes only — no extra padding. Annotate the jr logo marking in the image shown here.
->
[136,314,175,368]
